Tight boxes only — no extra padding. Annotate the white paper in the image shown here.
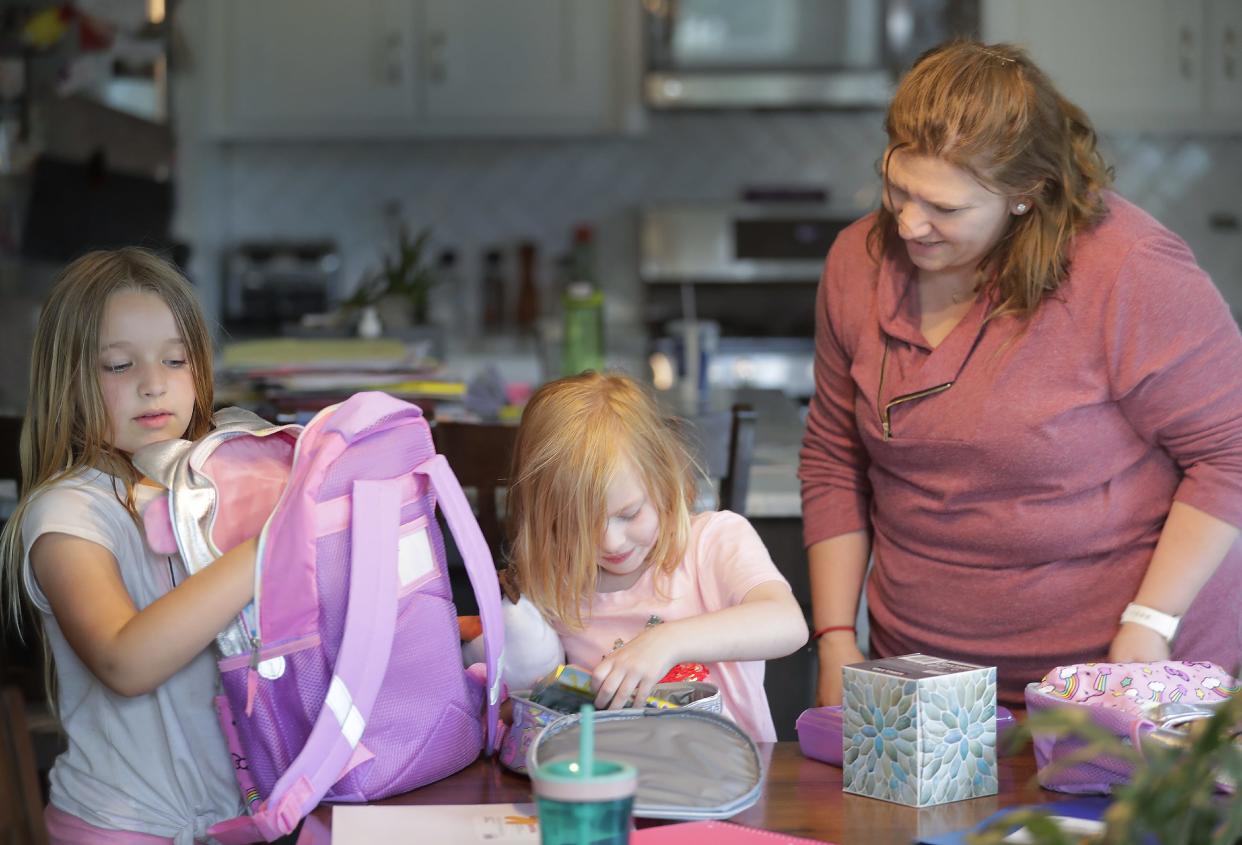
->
[332,803,540,844]
[1002,816,1105,844]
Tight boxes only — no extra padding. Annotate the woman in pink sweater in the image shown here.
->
[800,40,1242,706]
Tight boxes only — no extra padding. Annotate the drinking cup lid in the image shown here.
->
[531,759,637,803]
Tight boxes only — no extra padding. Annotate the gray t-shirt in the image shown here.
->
[22,469,243,843]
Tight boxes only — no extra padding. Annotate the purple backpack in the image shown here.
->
[1025,660,1240,794]
[135,392,504,842]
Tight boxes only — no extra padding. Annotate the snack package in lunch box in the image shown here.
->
[1025,661,1241,794]
[502,678,723,774]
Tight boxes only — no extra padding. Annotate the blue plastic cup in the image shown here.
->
[530,758,637,845]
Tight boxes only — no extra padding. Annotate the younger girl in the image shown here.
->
[0,249,257,843]
[508,372,808,741]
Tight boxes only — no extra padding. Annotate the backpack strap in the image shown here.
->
[209,477,402,844]
[415,453,504,754]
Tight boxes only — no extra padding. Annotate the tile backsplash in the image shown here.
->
[185,112,1242,329]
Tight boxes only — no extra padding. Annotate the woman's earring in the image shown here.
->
[1014,202,1029,214]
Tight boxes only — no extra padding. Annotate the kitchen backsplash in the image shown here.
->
[187,112,1242,328]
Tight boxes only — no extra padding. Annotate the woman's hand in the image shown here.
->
[1108,622,1171,663]
[816,634,865,707]
[590,626,679,710]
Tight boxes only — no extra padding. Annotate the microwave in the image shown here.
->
[644,0,979,109]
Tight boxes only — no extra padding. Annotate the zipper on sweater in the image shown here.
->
[875,338,954,440]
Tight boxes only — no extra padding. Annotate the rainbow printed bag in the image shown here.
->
[1024,661,1240,794]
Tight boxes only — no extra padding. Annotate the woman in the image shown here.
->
[800,40,1242,706]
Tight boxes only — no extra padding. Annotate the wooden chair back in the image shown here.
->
[430,402,758,565]
[0,686,46,845]
[675,403,758,516]
[0,415,21,493]
[431,420,520,564]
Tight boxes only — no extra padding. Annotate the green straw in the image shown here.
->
[579,703,595,778]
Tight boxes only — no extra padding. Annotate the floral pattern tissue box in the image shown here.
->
[842,653,998,807]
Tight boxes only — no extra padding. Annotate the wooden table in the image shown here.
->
[297,742,1064,844]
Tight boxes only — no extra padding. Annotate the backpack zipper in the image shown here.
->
[245,635,262,717]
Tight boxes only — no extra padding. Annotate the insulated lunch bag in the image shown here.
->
[134,392,504,842]
[1024,660,1241,794]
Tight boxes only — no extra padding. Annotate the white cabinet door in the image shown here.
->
[1206,0,1242,119]
[420,0,613,132]
[217,0,417,135]
[984,0,1206,130]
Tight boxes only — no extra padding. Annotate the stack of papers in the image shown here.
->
[332,804,540,844]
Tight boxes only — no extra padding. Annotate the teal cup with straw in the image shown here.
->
[530,704,637,845]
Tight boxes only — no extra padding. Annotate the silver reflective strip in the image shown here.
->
[490,650,505,705]
[327,676,365,748]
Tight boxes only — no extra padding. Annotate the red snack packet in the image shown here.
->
[660,662,710,683]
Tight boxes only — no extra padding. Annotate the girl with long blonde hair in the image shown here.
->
[0,248,256,842]
[508,371,807,742]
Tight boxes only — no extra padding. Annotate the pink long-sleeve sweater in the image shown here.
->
[799,194,1242,703]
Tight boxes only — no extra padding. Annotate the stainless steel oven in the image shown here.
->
[643,0,979,109]
[641,203,856,399]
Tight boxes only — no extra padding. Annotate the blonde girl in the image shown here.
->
[0,249,256,843]
[508,371,807,742]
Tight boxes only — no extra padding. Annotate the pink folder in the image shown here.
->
[633,820,835,844]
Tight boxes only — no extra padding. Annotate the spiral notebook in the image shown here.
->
[633,820,834,843]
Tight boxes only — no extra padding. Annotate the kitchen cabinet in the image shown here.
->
[982,0,1242,132]
[213,0,417,132]
[206,0,637,138]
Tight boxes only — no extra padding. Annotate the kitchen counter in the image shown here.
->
[658,386,806,519]
[213,330,807,518]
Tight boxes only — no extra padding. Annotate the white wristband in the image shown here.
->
[1120,602,1181,642]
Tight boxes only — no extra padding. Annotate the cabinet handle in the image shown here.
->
[427,30,446,84]
[1226,28,1237,80]
[1179,26,1194,79]
[378,29,403,86]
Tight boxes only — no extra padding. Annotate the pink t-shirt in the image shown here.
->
[553,510,790,742]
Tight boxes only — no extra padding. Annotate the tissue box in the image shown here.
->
[842,653,998,807]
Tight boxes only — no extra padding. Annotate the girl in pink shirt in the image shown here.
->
[507,372,808,741]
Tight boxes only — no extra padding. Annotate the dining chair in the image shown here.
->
[430,420,520,567]
[0,415,21,494]
[674,403,758,517]
[0,685,47,845]
[433,402,758,554]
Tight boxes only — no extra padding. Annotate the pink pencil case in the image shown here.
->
[796,704,1017,766]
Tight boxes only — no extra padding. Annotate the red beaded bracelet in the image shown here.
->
[812,625,856,641]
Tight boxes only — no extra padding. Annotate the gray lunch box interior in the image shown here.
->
[527,709,764,820]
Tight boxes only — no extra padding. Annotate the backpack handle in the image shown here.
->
[210,477,403,843]
[416,453,504,753]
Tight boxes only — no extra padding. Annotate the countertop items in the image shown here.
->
[213,336,807,518]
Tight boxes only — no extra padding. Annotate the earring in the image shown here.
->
[1015,202,1028,214]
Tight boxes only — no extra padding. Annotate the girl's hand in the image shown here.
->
[1108,622,1171,663]
[590,626,679,710]
[816,634,865,707]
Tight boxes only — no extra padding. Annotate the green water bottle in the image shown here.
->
[562,281,604,376]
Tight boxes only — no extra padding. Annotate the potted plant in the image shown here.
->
[342,224,437,335]
[970,688,1242,844]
